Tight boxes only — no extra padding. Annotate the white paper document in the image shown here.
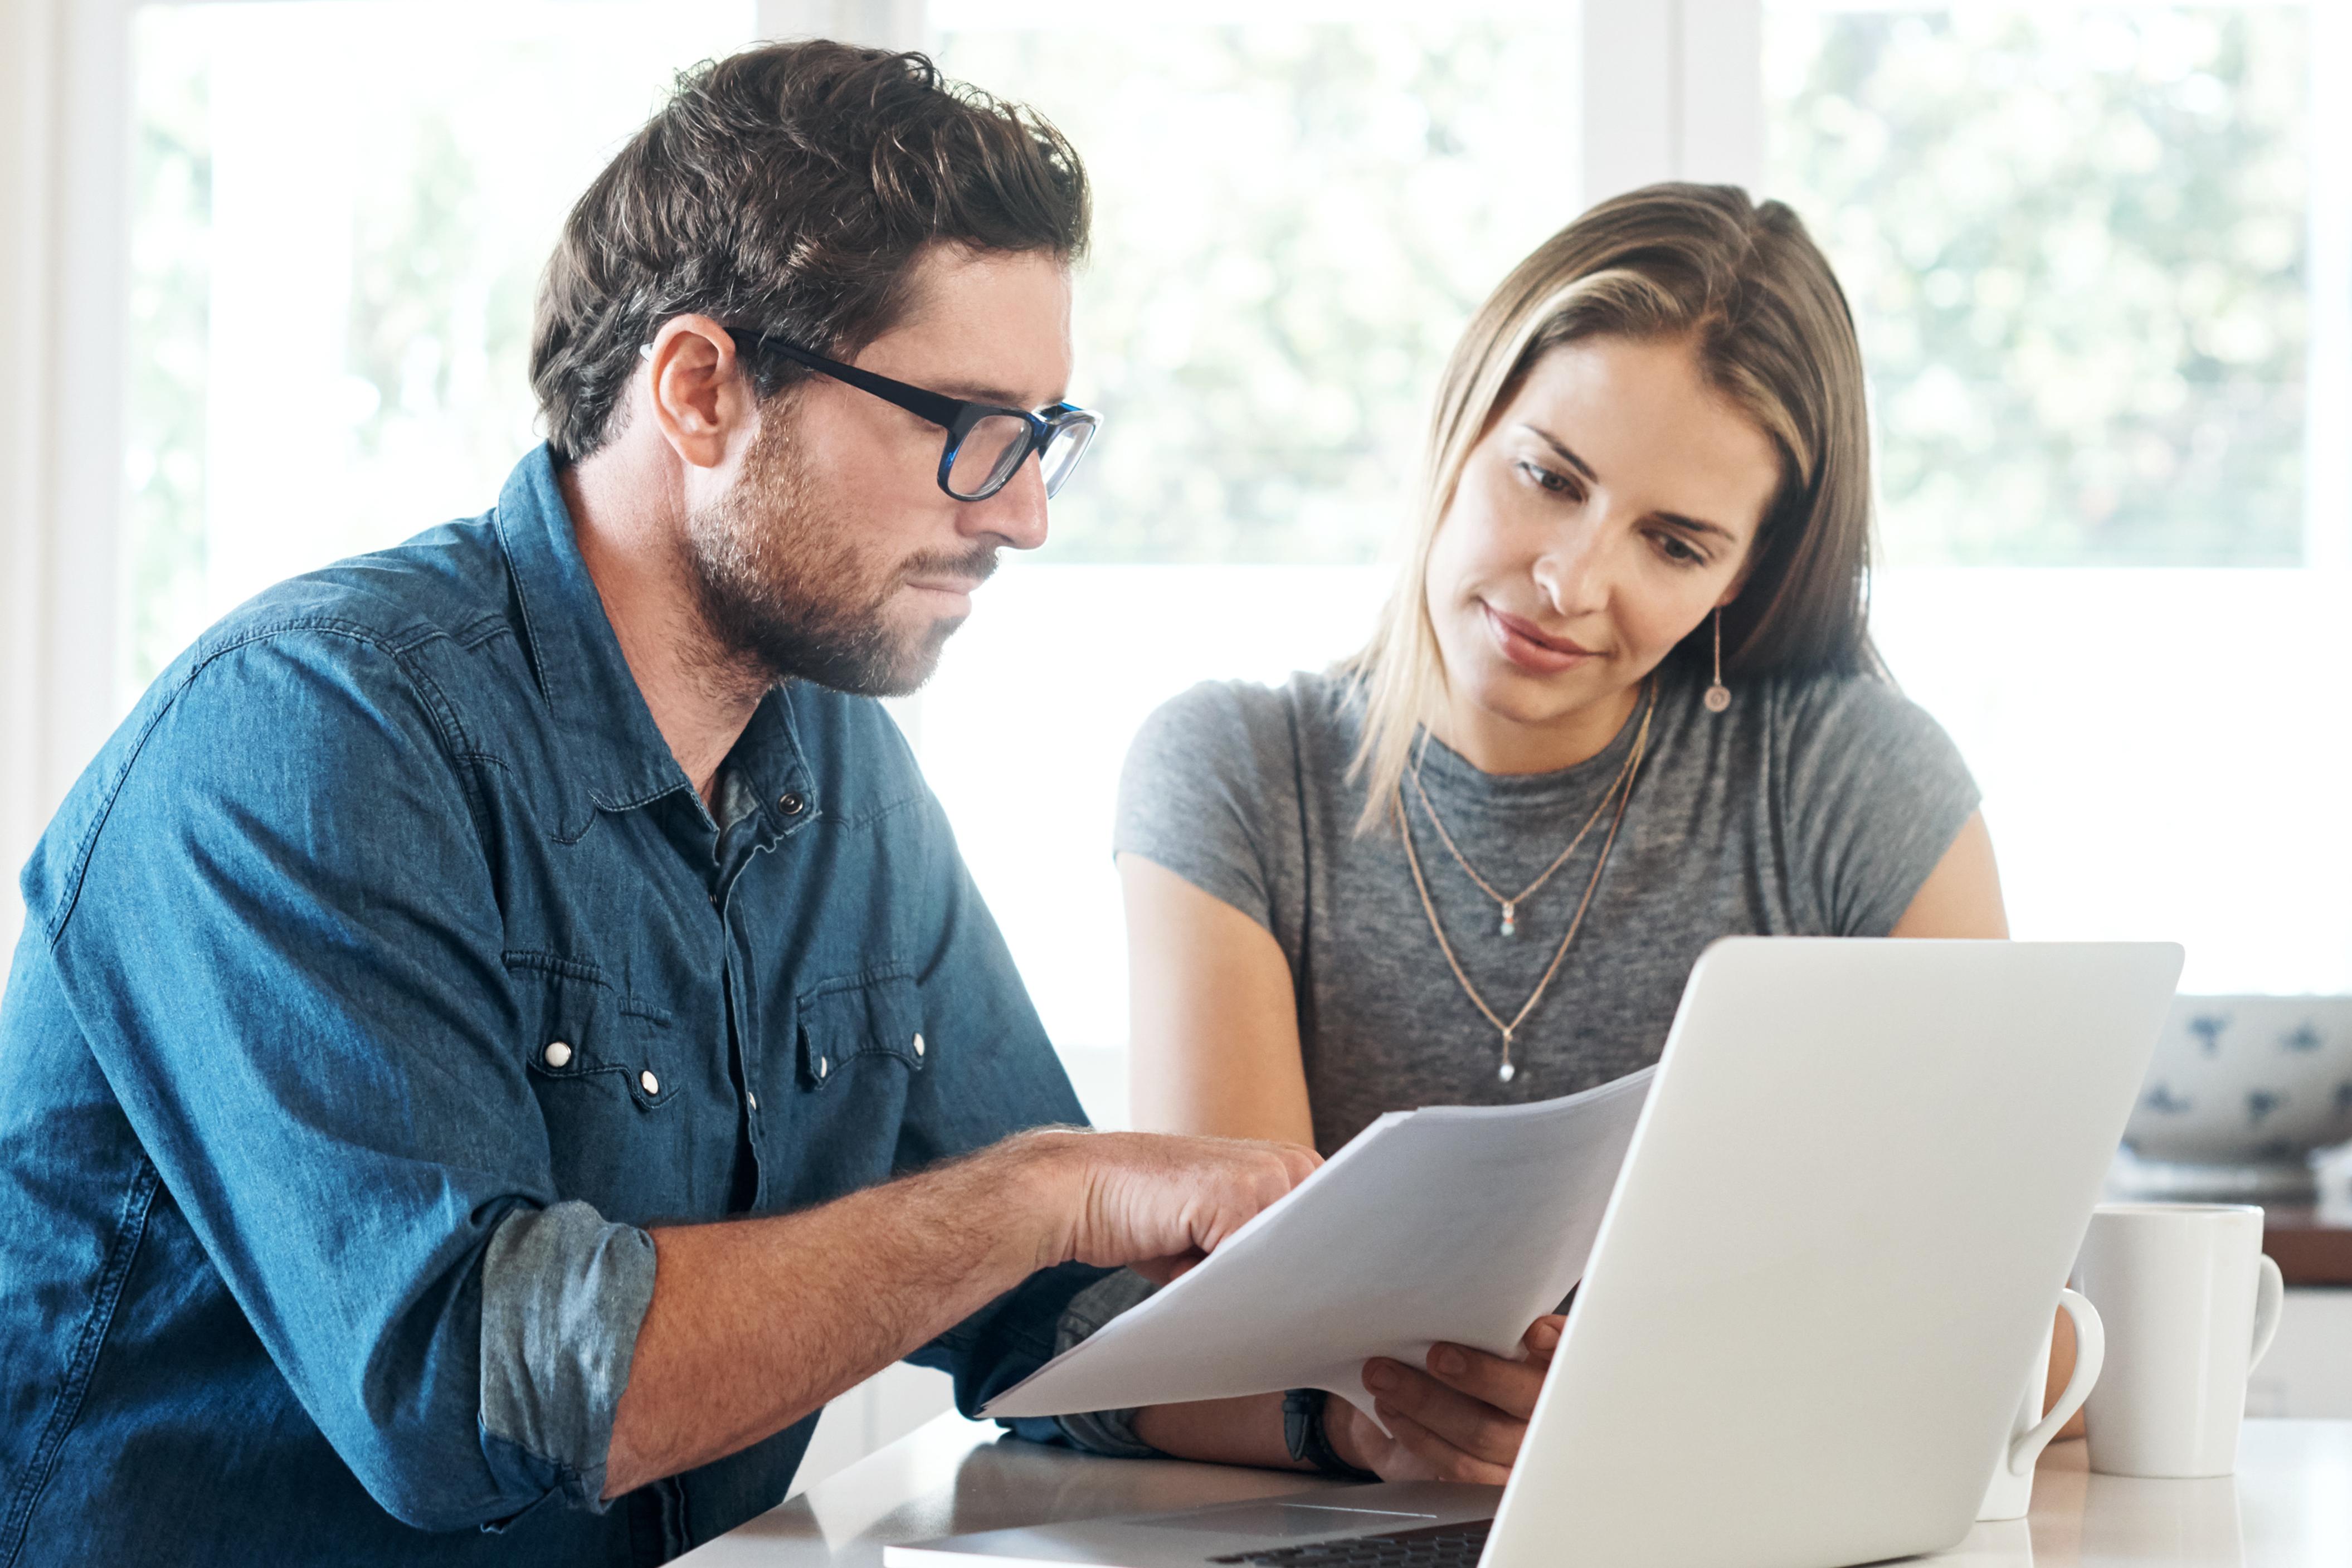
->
[981,1067,1654,1423]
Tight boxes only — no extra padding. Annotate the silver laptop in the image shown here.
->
[886,938,2181,1568]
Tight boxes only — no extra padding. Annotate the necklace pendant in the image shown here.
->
[1704,681,1731,713]
[1499,902,1516,938]
[1497,1059,1517,1084]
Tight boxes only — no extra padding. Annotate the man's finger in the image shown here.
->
[1364,1360,1527,1467]
[1130,1252,1204,1285]
[1270,1142,1322,1184]
[1521,1314,1565,1366]
[1369,1400,1512,1486]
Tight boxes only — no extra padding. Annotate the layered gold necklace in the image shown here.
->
[1397,683,1657,1084]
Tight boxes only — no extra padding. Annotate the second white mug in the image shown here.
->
[1977,1287,2105,1521]
[2072,1202,2284,1479]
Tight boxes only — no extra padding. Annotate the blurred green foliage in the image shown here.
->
[119,1,2319,686]
[121,3,747,693]
[934,18,1580,563]
[1767,6,2310,566]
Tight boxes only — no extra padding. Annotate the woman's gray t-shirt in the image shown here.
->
[1114,662,1981,1156]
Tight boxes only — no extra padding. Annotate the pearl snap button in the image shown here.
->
[543,1041,573,1069]
[912,1033,926,1059]
[778,791,806,817]
[816,1056,829,1080]
[640,1069,660,1095]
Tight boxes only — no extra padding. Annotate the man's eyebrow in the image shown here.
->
[1521,423,1739,543]
[934,380,1063,409]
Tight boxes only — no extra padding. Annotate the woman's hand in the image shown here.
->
[1324,1314,1564,1484]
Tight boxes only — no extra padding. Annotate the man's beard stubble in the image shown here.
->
[681,415,997,699]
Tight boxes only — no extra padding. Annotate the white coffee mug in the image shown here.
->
[2072,1202,2285,1478]
[1977,1288,2105,1521]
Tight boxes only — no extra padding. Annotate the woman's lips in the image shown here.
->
[1482,602,1598,675]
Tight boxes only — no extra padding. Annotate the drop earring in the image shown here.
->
[1703,608,1731,713]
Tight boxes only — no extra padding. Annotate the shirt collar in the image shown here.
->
[491,446,726,822]
[717,686,821,850]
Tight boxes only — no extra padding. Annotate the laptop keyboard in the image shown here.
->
[1206,1518,1493,1567]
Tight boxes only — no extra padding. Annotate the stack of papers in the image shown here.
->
[982,1068,1654,1421]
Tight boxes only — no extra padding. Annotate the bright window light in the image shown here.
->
[124,0,754,697]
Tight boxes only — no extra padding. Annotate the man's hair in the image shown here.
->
[531,40,1089,461]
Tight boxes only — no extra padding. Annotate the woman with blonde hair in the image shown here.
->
[1108,183,2004,1480]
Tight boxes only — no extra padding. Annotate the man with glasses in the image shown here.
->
[0,41,1311,1567]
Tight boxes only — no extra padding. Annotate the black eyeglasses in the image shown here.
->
[663,330,1101,502]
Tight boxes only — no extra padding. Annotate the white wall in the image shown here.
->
[0,0,67,968]
[0,0,131,975]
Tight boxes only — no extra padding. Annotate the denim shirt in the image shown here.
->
[0,447,1106,1566]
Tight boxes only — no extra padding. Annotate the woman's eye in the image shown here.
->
[1653,532,1705,566]
[1516,460,1577,496]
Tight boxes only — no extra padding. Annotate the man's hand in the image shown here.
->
[606,1126,1318,1498]
[1326,1314,1564,1484]
[1012,1127,1320,1283]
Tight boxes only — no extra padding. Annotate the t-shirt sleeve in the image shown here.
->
[1113,680,1297,937]
[1778,676,1983,937]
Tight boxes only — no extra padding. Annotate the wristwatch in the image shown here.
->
[1281,1388,1380,1481]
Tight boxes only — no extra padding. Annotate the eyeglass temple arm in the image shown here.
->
[635,333,972,434]
[754,336,971,432]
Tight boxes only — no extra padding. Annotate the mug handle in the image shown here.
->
[2249,1253,2285,1372]
[2009,1289,2104,1476]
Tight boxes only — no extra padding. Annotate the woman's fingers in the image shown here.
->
[1351,1323,1566,1481]
[1368,1399,1513,1487]
[1363,1358,1528,1467]
[1418,1341,1549,1422]
[1322,1396,1399,1477]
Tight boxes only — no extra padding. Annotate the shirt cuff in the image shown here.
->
[477,1200,657,1509]
[1046,1268,1161,1459]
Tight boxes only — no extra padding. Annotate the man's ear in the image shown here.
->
[642,315,758,471]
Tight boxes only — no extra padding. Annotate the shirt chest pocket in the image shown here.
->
[507,954,683,1214]
[795,966,928,1092]
[758,967,928,1211]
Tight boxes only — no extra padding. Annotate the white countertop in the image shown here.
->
[681,1416,2352,1567]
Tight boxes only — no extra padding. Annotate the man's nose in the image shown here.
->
[960,455,1050,552]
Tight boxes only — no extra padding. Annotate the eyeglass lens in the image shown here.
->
[1037,419,1095,499]
[946,413,1100,501]
[947,415,1035,500]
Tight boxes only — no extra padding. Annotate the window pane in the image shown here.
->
[124,0,753,700]
[931,3,1580,564]
[1765,4,2311,566]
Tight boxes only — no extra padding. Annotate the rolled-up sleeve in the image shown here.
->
[1039,1269,1161,1458]
[477,1202,657,1508]
[38,629,631,1531]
